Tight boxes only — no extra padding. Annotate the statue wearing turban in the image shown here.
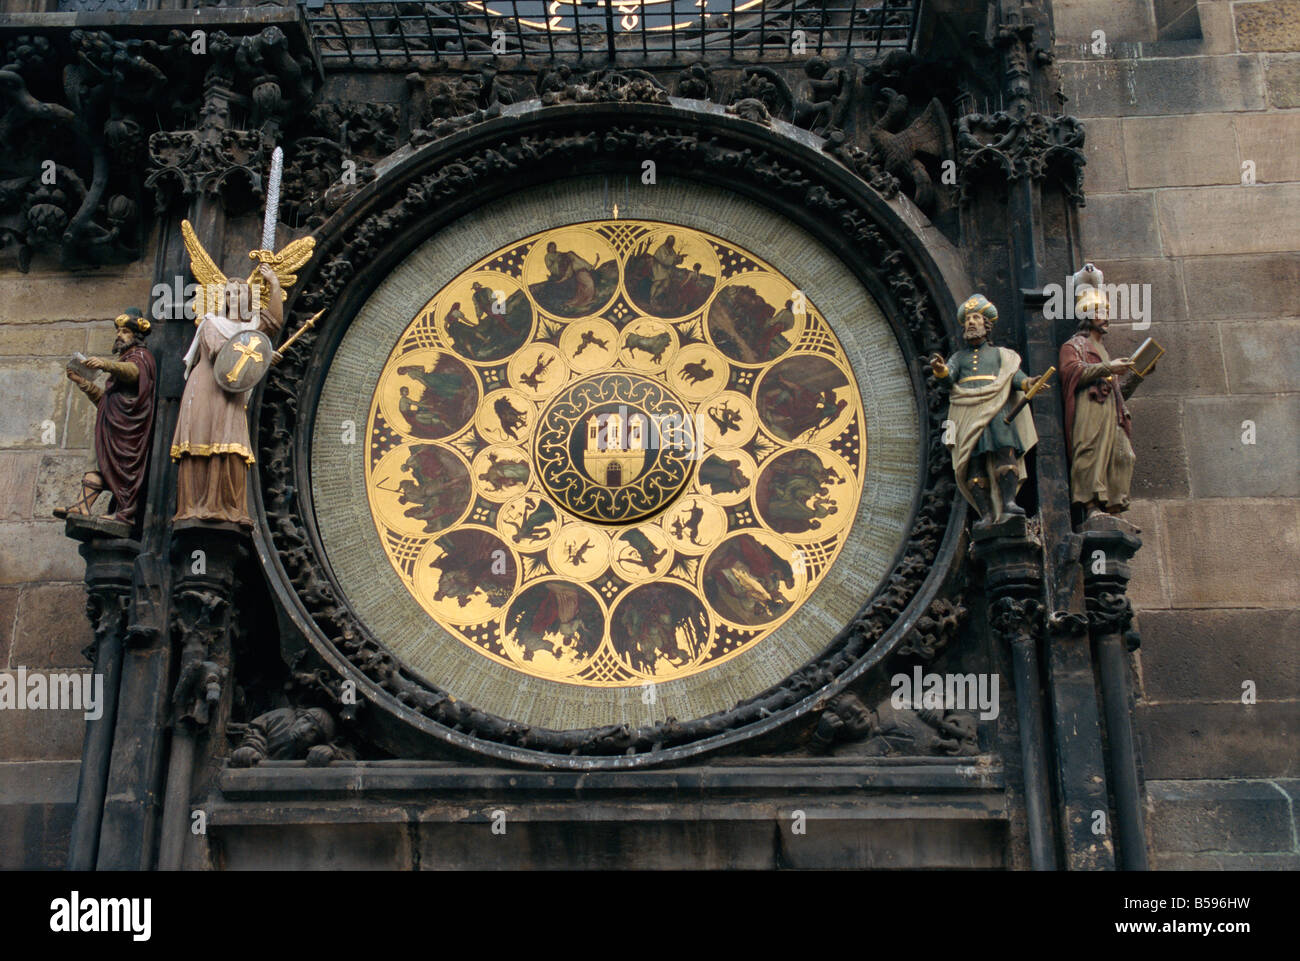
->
[929,294,1046,527]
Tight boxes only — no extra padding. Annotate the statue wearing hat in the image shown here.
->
[929,294,1049,527]
[57,308,157,529]
[1059,265,1151,518]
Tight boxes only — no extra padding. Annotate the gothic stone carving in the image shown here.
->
[956,110,1086,206]
[895,593,967,661]
[228,706,355,767]
[811,691,978,756]
[148,26,319,216]
[955,6,1084,206]
[278,102,401,232]
[170,589,230,728]
[0,31,187,269]
[0,25,319,270]
[989,595,1043,649]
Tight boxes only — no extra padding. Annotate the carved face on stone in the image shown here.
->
[290,708,332,747]
[835,692,877,737]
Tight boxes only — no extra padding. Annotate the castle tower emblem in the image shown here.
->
[582,410,648,487]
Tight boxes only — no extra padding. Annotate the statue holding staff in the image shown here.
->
[929,294,1049,528]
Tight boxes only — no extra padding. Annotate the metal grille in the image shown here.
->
[55,0,145,10]
[299,0,921,66]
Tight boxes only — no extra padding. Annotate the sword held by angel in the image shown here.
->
[169,146,322,526]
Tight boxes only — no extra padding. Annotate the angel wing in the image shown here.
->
[181,219,227,322]
[247,235,316,304]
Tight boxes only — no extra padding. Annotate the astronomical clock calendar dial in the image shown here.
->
[362,221,865,686]
[313,180,920,734]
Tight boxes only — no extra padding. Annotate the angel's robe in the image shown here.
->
[170,308,281,526]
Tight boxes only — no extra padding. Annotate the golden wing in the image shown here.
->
[181,219,227,323]
[248,235,316,302]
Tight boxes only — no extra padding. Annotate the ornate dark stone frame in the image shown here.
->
[251,100,967,769]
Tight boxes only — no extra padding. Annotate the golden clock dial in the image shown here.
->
[360,218,868,688]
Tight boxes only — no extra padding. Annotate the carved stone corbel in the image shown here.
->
[972,520,1057,869]
[66,525,140,869]
[1079,516,1147,868]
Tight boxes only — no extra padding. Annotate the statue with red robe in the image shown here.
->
[57,308,156,529]
[1059,278,1147,518]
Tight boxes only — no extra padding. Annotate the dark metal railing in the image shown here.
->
[299,0,920,66]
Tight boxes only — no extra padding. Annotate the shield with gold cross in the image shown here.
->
[212,328,274,394]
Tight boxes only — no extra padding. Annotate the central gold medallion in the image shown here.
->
[535,372,696,524]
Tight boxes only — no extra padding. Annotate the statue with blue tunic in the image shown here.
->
[929,294,1048,528]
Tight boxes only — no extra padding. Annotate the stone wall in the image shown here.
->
[0,252,157,867]
[1057,0,1300,868]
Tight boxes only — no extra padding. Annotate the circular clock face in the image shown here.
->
[360,220,865,686]
[311,180,920,730]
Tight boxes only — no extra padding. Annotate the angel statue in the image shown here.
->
[170,219,314,526]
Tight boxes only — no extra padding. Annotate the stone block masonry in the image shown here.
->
[0,256,152,868]
[1058,0,1300,869]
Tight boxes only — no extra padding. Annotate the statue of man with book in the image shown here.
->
[56,309,157,531]
[1058,265,1161,519]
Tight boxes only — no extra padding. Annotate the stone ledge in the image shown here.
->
[216,756,1008,802]
[0,759,80,805]
[1148,778,1296,854]
[207,816,1010,870]
[1153,851,1300,869]
[204,761,1011,869]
